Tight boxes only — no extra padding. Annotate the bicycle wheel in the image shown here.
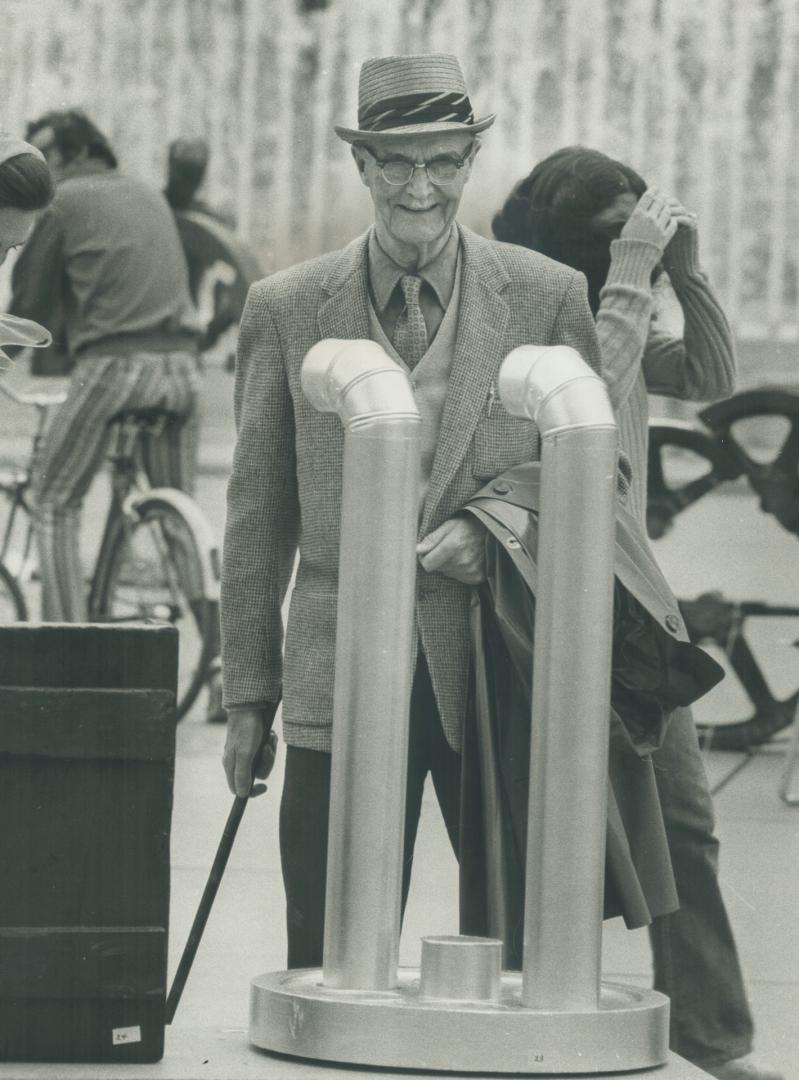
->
[0,559,27,621]
[681,594,799,751]
[91,499,215,719]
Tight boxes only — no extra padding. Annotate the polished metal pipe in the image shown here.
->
[302,339,421,991]
[498,345,618,1012]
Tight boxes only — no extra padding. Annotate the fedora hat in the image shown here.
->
[335,53,495,145]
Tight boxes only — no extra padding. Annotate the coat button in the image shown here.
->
[492,481,511,495]
[506,537,521,550]
[665,613,681,633]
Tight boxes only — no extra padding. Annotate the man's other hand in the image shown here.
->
[223,706,278,798]
[416,515,486,584]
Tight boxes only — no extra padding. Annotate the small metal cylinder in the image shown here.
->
[498,345,618,1013]
[420,936,503,1002]
[302,339,421,992]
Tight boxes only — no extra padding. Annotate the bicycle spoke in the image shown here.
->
[92,500,213,720]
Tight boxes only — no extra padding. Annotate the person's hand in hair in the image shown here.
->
[620,187,679,253]
[661,194,700,277]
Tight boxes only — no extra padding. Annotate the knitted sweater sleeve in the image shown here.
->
[642,228,736,402]
[594,237,662,412]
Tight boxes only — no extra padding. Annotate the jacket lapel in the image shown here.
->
[421,225,510,534]
[318,231,372,342]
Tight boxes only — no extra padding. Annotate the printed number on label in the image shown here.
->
[112,1025,142,1045]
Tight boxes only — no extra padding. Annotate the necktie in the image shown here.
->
[393,275,428,369]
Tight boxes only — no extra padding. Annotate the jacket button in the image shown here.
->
[492,481,511,495]
[665,613,681,632]
[506,537,521,550]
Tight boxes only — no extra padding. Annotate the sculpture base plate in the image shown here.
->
[250,968,669,1074]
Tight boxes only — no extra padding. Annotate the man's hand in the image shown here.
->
[223,705,279,798]
[416,515,486,584]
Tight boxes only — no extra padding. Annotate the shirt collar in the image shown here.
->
[368,226,460,313]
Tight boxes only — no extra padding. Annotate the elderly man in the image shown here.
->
[221,54,601,967]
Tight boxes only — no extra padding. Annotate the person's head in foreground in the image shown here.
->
[0,133,54,268]
[335,53,494,267]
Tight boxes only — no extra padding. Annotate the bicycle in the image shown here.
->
[0,379,220,719]
[647,387,799,754]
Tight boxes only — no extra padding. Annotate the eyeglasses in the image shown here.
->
[362,145,473,186]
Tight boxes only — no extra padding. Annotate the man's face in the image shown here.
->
[353,131,477,251]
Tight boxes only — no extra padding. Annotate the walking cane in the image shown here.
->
[165,718,278,1023]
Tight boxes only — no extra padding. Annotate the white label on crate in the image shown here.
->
[112,1025,142,1045]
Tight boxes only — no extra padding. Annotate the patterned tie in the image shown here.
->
[393,274,428,369]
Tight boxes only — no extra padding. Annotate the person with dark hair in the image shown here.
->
[163,135,249,358]
[164,137,214,216]
[25,108,118,172]
[0,135,54,265]
[7,109,201,623]
[493,146,778,1080]
[0,134,54,369]
[0,142,53,209]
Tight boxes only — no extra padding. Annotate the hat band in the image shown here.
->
[359,91,475,132]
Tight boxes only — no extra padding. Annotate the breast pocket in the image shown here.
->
[471,404,540,480]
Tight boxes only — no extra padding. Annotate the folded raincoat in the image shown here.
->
[459,462,724,968]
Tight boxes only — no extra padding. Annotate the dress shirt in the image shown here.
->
[367,226,460,345]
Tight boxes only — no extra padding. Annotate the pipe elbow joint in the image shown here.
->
[498,345,615,436]
[302,339,419,430]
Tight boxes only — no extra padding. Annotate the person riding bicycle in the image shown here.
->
[6,109,202,624]
[492,146,779,1080]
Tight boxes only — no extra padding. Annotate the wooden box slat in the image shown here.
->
[0,688,175,760]
[0,927,166,998]
[0,624,177,1064]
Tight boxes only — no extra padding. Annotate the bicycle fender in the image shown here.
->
[122,488,220,601]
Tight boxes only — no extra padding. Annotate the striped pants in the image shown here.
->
[33,350,200,622]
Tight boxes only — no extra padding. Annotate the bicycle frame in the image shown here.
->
[88,413,219,616]
[0,382,60,585]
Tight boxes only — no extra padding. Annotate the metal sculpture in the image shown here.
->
[249,340,671,1074]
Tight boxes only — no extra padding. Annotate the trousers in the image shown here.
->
[278,669,753,1068]
[279,651,460,969]
[32,350,199,621]
[648,706,753,1068]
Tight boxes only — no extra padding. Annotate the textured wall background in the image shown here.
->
[1,0,798,336]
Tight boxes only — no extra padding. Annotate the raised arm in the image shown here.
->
[643,223,736,402]
[595,190,677,412]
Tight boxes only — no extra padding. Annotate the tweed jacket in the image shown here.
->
[221,224,601,752]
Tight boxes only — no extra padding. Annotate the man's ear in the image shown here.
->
[351,145,370,187]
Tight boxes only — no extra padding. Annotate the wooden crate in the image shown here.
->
[0,623,177,1063]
